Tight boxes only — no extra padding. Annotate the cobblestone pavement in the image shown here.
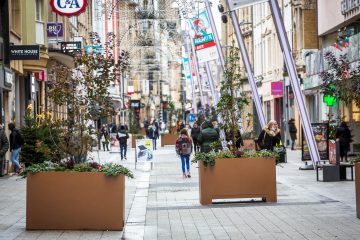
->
[0,141,360,240]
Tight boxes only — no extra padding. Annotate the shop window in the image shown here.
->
[11,0,21,35]
[265,100,271,123]
[35,0,42,21]
[352,101,360,122]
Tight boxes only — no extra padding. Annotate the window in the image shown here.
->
[11,0,21,34]
[35,0,42,21]
[353,101,360,121]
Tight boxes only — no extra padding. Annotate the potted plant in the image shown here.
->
[160,98,179,146]
[194,44,278,205]
[22,34,133,230]
[22,161,133,230]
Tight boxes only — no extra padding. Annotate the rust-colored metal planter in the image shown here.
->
[161,134,179,147]
[26,172,125,230]
[356,163,360,218]
[199,157,277,205]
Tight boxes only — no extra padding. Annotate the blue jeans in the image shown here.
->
[11,147,21,172]
[180,154,190,174]
[120,144,127,159]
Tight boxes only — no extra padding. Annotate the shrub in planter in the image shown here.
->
[22,161,133,230]
[193,150,278,205]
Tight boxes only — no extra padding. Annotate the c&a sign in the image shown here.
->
[50,0,88,17]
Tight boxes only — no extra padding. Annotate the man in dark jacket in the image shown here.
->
[191,122,201,153]
[197,121,220,153]
[8,123,23,174]
[0,126,9,176]
[116,125,129,160]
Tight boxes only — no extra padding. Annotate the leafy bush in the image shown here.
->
[21,105,62,166]
[192,149,278,167]
[20,161,134,178]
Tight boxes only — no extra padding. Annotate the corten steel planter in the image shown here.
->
[26,172,125,230]
[199,157,277,205]
[356,163,360,218]
[161,134,179,147]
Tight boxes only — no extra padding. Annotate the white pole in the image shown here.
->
[269,0,320,166]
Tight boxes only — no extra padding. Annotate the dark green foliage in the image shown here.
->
[217,43,250,152]
[20,107,62,166]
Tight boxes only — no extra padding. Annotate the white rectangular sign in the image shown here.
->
[136,139,153,162]
[196,46,218,63]
[228,0,268,11]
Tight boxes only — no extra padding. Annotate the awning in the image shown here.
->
[48,50,74,69]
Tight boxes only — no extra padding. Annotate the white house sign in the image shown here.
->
[50,0,88,17]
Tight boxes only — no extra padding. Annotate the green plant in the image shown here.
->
[242,150,279,159]
[350,156,360,164]
[192,150,236,167]
[20,105,63,166]
[48,33,118,163]
[217,43,250,152]
[320,52,360,108]
[20,161,134,179]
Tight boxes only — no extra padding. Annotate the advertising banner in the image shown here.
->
[228,0,268,11]
[302,123,329,161]
[189,10,217,63]
[9,45,40,60]
[183,57,191,80]
[136,139,153,162]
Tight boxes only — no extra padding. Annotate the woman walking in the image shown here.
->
[335,122,352,162]
[176,129,193,178]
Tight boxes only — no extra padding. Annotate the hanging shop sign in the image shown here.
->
[85,45,102,54]
[228,0,268,11]
[189,10,218,63]
[130,100,140,109]
[60,41,81,53]
[9,45,40,60]
[35,71,47,82]
[50,0,88,17]
[47,22,63,38]
[4,67,13,88]
[271,81,283,96]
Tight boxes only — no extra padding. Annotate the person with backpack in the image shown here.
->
[116,125,129,160]
[176,129,193,178]
[8,123,23,174]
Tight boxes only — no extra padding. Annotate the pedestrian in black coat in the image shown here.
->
[257,120,282,151]
[335,122,352,162]
[288,118,297,150]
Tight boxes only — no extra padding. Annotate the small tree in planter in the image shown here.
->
[47,35,117,163]
[216,44,250,153]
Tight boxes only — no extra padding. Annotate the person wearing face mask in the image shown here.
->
[257,120,282,151]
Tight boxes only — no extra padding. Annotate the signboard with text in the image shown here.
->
[271,81,283,96]
[9,45,40,60]
[50,0,88,17]
[60,42,81,53]
[189,10,218,63]
[302,123,329,161]
[183,57,191,80]
[228,0,268,11]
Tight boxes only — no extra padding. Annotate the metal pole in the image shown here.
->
[205,61,219,105]
[204,0,225,69]
[189,69,198,114]
[226,0,267,129]
[269,0,320,166]
[189,35,205,107]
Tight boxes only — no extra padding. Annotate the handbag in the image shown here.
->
[255,132,266,151]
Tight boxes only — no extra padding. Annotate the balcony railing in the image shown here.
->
[305,31,360,77]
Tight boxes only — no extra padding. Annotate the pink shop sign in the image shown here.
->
[271,81,283,96]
